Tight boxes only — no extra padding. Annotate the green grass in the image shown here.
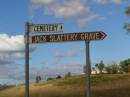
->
[0,74,130,97]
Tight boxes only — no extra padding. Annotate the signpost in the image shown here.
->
[85,41,91,97]
[28,23,63,33]
[25,22,107,97]
[25,22,30,97]
[30,32,106,43]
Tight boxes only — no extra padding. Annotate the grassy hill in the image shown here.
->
[0,74,130,97]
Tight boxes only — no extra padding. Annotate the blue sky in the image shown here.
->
[0,0,130,84]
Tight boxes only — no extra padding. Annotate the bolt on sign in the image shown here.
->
[30,31,106,44]
[28,23,63,33]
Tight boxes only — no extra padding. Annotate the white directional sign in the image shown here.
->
[28,23,63,33]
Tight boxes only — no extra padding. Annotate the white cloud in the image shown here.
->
[53,51,65,58]
[31,0,89,18]
[0,65,23,79]
[112,0,122,4]
[31,0,55,5]
[50,0,88,18]
[53,49,80,58]
[93,0,108,4]
[0,34,24,64]
[31,0,99,27]
[78,14,99,27]
[0,54,14,64]
[51,58,61,65]
[0,52,25,65]
[0,33,35,65]
[0,34,24,52]
[0,64,27,85]
[93,0,122,4]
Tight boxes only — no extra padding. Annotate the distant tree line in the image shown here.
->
[36,76,41,83]
[47,72,72,81]
[35,72,72,83]
[84,58,130,74]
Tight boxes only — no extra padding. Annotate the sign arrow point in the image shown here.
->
[99,31,107,40]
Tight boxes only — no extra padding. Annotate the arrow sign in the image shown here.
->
[30,31,107,44]
[97,31,106,40]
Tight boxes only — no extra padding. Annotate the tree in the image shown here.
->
[56,75,62,79]
[106,63,119,74]
[124,6,130,33]
[65,72,71,77]
[47,77,54,81]
[36,76,41,83]
[95,61,105,74]
[119,59,130,73]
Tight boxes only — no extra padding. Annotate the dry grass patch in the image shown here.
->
[0,74,130,97]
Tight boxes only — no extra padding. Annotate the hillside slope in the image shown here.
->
[0,74,130,97]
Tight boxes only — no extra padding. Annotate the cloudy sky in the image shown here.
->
[0,0,130,84]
